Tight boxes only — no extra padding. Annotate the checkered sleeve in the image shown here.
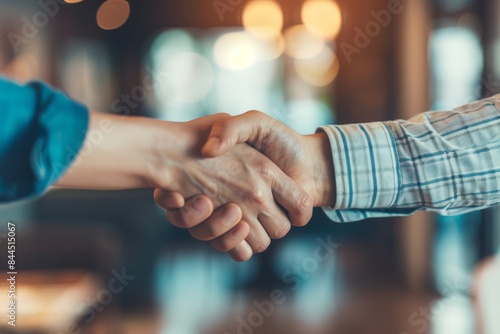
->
[320,95,500,222]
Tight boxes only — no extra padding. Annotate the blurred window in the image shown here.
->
[147,28,334,133]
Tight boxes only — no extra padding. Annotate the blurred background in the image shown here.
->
[0,0,499,333]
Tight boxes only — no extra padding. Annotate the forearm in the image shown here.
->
[56,112,179,190]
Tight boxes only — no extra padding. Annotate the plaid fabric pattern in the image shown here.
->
[320,95,500,222]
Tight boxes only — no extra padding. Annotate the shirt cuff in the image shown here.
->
[318,123,401,222]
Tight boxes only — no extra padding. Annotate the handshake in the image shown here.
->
[153,111,336,262]
[60,94,495,261]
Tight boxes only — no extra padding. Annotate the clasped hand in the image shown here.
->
[154,111,335,261]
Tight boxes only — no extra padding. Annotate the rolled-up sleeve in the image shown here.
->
[0,78,89,203]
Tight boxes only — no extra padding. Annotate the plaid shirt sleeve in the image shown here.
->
[320,94,500,222]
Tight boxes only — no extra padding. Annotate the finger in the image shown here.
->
[210,222,250,252]
[153,189,185,210]
[258,210,291,240]
[202,110,270,157]
[190,112,232,138]
[270,169,313,227]
[244,217,272,254]
[243,217,271,253]
[227,240,254,262]
[166,195,214,229]
[188,204,243,241]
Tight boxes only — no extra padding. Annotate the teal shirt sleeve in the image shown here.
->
[0,77,89,203]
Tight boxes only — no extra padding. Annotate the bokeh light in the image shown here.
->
[151,30,196,62]
[254,33,285,61]
[243,0,283,37]
[96,0,130,30]
[284,25,326,59]
[156,52,214,103]
[294,46,339,86]
[214,32,258,70]
[301,0,342,41]
[64,0,84,3]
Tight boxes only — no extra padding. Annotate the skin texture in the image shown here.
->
[155,110,336,261]
[57,112,312,259]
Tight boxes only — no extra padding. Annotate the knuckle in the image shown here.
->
[188,228,207,241]
[293,218,308,228]
[293,194,313,226]
[192,225,217,242]
[204,223,220,240]
[153,190,164,207]
[293,213,310,227]
[246,188,266,205]
[230,243,254,262]
[272,222,291,239]
[180,208,202,228]
[166,212,188,229]
[211,238,232,252]
[204,181,220,198]
[216,112,231,118]
[246,110,263,118]
[258,162,274,180]
[155,169,173,190]
[187,229,199,240]
[214,117,232,130]
[210,240,225,252]
[232,251,252,262]
[254,238,271,253]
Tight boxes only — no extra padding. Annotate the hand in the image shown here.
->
[151,113,313,261]
[155,111,336,260]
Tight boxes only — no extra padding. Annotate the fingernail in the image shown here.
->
[192,197,207,216]
[222,206,240,226]
[204,137,221,151]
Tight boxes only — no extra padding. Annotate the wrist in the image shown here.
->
[99,114,171,189]
[304,132,336,207]
[139,118,195,189]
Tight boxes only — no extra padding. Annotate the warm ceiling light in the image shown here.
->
[284,25,325,59]
[294,46,340,87]
[96,0,130,30]
[301,0,342,41]
[214,32,258,71]
[243,0,283,37]
[256,33,285,61]
[64,0,84,3]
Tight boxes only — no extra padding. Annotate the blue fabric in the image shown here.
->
[0,77,89,203]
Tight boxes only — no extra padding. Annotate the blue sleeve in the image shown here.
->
[0,78,89,203]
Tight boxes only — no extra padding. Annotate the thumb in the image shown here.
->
[202,110,269,157]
